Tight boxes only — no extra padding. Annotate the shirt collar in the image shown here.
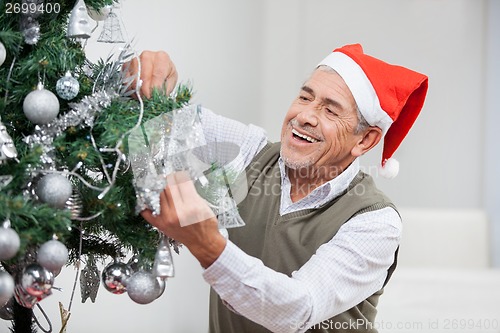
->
[278,157,360,204]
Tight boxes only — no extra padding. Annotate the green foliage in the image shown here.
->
[0,0,192,272]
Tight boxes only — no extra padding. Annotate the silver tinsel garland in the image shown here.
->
[23,45,136,172]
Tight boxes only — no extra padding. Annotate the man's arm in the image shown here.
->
[143,182,401,333]
[203,207,401,333]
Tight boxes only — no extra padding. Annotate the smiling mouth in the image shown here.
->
[291,128,319,143]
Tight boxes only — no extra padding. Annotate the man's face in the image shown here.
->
[280,68,362,178]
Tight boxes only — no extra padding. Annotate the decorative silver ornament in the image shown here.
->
[87,4,112,21]
[153,234,175,278]
[22,21,41,45]
[56,71,80,100]
[0,298,14,320]
[67,0,93,39]
[97,8,125,43]
[14,282,50,309]
[35,174,73,209]
[20,263,54,297]
[0,220,20,261]
[102,261,131,294]
[65,191,83,220]
[156,277,166,299]
[80,257,100,303]
[0,41,6,67]
[23,83,60,125]
[0,271,15,307]
[20,0,43,44]
[126,271,162,304]
[37,239,69,273]
[0,121,18,163]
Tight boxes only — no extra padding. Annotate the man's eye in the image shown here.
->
[326,108,338,116]
[299,96,310,101]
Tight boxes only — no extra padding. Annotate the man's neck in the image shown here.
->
[287,166,344,203]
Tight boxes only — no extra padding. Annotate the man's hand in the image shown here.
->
[141,172,227,268]
[125,50,178,99]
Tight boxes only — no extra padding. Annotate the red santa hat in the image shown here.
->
[318,44,428,178]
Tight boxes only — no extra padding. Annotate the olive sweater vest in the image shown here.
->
[209,143,399,333]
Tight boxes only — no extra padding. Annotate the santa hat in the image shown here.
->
[318,44,428,178]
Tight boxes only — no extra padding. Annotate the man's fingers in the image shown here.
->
[138,52,155,99]
[123,50,178,99]
[166,69,178,95]
[150,51,176,96]
[140,209,159,227]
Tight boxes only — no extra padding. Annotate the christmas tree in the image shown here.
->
[0,0,192,331]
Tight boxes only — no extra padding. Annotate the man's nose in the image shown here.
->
[296,107,319,127]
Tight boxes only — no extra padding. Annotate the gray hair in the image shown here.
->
[316,65,370,135]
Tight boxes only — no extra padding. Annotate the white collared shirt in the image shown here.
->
[279,157,360,215]
[199,107,402,333]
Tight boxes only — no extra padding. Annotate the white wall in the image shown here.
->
[484,0,500,267]
[260,0,486,210]
[3,1,494,332]
[86,0,490,210]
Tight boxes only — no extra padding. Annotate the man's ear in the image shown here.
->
[351,127,383,157]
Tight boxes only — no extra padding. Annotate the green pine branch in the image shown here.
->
[1,0,192,270]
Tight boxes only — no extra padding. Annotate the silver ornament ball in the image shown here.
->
[21,263,54,297]
[0,271,14,307]
[0,227,20,260]
[0,298,14,320]
[23,84,60,125]
[102,261,131,294]
[56,71,80,100]
[0,41,6,67]
[87,5,112,21]
[37,239,69,273]
[36,174,73,209]
[126,271,162,304]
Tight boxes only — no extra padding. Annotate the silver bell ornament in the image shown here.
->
[97,7,125,43]
[56,71,80,100]
[102,261,131,294]
[0,41,6,67]
[35,173,73,209]
[0,220,20,261]
[23,83,60,125]
[153,234,175,278]
[0,271,15,307]
[37,239,69,273]
[67,0,93,39]
[126,271,163,304]
[20,263,54,297]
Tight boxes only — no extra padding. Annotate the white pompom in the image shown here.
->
[379,158,399,179]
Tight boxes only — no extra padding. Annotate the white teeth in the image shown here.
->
[292,129,318,143]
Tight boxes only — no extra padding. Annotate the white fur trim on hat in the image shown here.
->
[318,52,393,135]
[378,157,400,179]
